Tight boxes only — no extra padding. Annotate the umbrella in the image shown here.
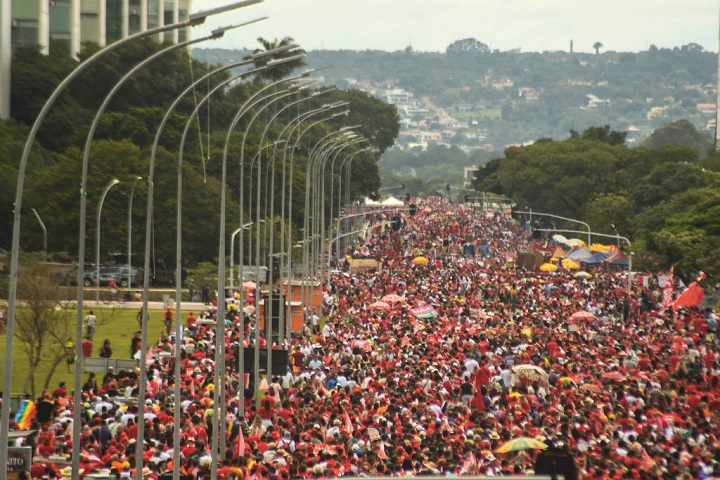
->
[409,304,438,318]
[496,437,548,453]
[511,364,549,383]
[570,311,596,322]
[561,258,580,270]
[412,256,429,265]
[601,371,626,382]
[539,263,557,272]
[242,281,257,289]
[579,383,603,394]
[574,271,592,279]
[381,293,406,304]
[367,301,391,311]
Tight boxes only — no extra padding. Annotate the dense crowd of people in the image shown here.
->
[10,197,720,479]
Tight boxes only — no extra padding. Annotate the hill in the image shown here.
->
[193,42,718,154]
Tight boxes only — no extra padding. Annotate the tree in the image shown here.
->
[577,125,626,146]
[446,38,490,54]
[251,37,307,82]
[14,256,75,398]
[593,42,603,55]
[583,193,634,235]
[641,119,712,154]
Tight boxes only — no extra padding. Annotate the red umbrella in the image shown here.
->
[579,383,603,394]
[367,301,391,311]
[381,293,406,304]
[601,371,626,382]
[570,311,596,322]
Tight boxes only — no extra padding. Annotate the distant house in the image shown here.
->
[518,87,540,101]
[696,103,716,114]
[585,94,610,109]
[382,88,414,105]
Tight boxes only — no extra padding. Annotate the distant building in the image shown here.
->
[0,0,191,118]
[11,0,189,55]
[463,166,478,184]
[697,103,716,114]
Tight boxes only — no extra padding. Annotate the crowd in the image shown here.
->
[10,197,720,479]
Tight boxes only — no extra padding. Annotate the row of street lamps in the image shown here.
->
[1,1,382,477]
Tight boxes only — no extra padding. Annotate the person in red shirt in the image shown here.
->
[186,311,197,329]
[259,390,277,422]
[82,337,94,358]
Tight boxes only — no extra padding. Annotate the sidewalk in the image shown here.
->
[72,300,214,311]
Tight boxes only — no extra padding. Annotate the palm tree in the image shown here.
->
[593,42,603,55]
[249,37,307,82]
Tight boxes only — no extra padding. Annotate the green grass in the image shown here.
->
[0,307,185,398]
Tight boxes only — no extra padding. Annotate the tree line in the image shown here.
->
[471,124,720,280]
[0,38,399,280]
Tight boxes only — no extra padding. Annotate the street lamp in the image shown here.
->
[132,53,303,472]
[301,129,357,310]
[273,105,350,342]
[216,67,333,464]
[31,208,47,262]
[1,0,266,474]
[127,176,142,290]
[96,179,120,304]
[230,222,254,289]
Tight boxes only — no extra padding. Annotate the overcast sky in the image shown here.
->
[191,0,720,54]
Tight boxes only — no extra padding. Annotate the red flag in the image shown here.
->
[376,442,389,460]
[639,447,656,470]
[237,423,245,457]
[662,266,674,310]
[672,282,704,311]
[343,411,353,434]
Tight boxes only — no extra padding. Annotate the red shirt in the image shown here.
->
[82,339,94,357]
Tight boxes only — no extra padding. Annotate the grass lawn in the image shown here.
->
[0,307,186,398]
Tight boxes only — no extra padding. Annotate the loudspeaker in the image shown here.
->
[244,349,289,376]
[262,294,285,335]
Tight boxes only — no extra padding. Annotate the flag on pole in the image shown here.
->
[14,400,36,430]
[662,265,674,311]
[237,423,245,457]
[376,441,389,460]
[343,411,353,434]
[672,272,705,311]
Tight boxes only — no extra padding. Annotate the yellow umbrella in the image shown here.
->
[540,263,557,272]
[496,437,548,453]
[561,258,580,270]
[412,256,429,265]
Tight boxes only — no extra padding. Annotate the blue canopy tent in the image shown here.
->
[582,251,615,265]
[566,247,593,262]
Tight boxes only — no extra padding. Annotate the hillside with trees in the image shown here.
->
[195,40,717,153]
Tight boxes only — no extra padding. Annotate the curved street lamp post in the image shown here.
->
[0,0,265,473]
[96,179,120,304]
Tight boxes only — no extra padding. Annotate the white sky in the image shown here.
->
[191,0,720,53]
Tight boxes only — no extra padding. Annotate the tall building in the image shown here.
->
[0,0,191,119]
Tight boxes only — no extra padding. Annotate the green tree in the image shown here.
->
[14,257,76,398]
[641,119,712,154]
[583,192,634,236]
[446,38,491,54]
[251,37,307,82]
[593,42,603,55]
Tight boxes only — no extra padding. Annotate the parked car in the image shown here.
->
[83,265,142,288]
